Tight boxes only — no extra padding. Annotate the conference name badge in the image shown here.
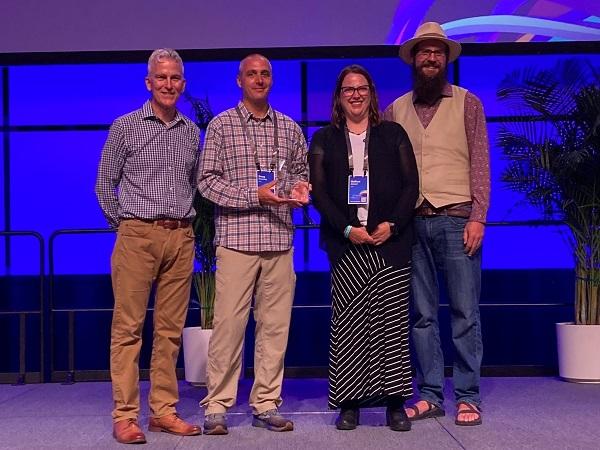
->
[257,170,275,192]
[348,175,368,205]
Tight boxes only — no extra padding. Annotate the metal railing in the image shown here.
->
[0,231,44,384]
[30,218,573,382]
[48,228,116,383]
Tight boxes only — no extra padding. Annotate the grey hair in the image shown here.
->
[147,48,184,75]
[238,53,272,76]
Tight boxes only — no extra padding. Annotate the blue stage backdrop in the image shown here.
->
[4,54,598,276]
[1,45,599,379]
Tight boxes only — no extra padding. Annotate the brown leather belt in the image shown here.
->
[135,218,192,229]
[415,205,471,219]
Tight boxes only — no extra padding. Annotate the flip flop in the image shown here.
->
[405,401,445,421]
[455,401,482,426]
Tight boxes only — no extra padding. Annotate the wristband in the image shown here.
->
[343,225,352,239]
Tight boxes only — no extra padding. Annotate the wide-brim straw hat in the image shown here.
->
[399,22,462,64]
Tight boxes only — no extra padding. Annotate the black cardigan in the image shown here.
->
[308,121,419,267]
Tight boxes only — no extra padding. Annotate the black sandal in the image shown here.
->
[406,401,445,421]
[455,401,482,426]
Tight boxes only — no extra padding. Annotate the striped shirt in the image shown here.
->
[384,83,490,223]
[95,100,200,228]
[198,102,308,252]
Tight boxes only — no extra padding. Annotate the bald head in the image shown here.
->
[238,54,272,76]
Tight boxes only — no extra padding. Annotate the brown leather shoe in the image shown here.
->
[113,418,147,444]
[148,413,202,436]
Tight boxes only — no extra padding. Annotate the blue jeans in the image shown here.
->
[411,215,483,407]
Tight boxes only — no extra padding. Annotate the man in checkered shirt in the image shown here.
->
[95,48,202,444]
[197,54,309,435]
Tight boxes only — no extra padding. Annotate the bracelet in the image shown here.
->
[343,225,352,239]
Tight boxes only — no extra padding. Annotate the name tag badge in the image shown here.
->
[257,170,275,192]
[348,175,368,205]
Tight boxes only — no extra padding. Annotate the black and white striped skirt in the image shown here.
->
[328,244,413,409]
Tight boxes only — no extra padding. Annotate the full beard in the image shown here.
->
[412,63,447,105]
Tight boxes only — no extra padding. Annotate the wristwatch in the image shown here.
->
[389,222,396,235]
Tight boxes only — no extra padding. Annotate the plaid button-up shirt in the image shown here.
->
[198,102,308,252]
[95,100,200,228]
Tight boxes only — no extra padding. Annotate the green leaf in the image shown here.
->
[497,58,600,325]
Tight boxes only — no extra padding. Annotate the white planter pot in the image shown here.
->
[556,322,600,383]
[182,327,212,386]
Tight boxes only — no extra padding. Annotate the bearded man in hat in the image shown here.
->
[384,22,490,427]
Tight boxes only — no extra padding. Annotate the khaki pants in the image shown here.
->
[110,219,194,422]
[201,246,295,415]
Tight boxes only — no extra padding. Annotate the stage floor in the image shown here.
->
[0,377,598,449]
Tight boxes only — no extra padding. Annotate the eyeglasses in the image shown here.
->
[416,49,446,59]
[340,85,370,97]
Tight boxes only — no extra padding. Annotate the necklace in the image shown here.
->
[347,127,367,135]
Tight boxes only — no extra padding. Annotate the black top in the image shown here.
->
[308,121,419,267]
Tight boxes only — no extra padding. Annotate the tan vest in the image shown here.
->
[391,85,471,208]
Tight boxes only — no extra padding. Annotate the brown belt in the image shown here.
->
[134,218,192,229]
[415,205,471,219]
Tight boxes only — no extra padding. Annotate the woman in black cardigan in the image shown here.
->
[309,65,418,432]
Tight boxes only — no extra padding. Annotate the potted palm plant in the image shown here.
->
[181,94,216,385]
[497,58,600,382]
